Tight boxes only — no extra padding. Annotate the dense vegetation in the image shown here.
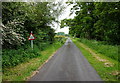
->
[2,2,65,69]
[2,45,40,69]
[61,2,119,45]
[2,2,56,49]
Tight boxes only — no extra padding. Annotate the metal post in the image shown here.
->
[31,40,33,49]
[31,31,33,49]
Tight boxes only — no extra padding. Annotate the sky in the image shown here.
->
[52,1,76,34]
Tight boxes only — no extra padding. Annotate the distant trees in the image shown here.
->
[56,32,65,36]
[61,2,119,45]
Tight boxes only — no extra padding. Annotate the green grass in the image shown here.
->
[2,42,63,81]
[2,41,61,69]
[79,38,118,62]
[72,38,119,81]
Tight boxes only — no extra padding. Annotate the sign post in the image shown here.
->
[28,31,35,49]
[31,40,33,49]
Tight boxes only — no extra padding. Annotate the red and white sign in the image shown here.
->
[28,33,35,40]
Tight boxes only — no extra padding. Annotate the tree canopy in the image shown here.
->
[2,2,65,49]
[61,2,120,45]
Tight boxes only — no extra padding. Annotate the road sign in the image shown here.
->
[28,31,35,49]
[28,33,35,40]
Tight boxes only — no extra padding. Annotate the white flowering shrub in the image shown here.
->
[1,23,25,48]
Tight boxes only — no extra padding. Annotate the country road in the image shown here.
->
[29,38,102,81]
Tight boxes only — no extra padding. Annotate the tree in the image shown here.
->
[62,2,120,45]
[2,2,65,49]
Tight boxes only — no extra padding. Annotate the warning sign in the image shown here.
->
[28,33,35,40]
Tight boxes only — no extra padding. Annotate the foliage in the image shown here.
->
[78,38,119,62]
[2,2,65,49]
[54,35,66,44]
[61,2,120,45]
[1,24,25,48]
[3,41,63,81]
[2,38,65,72]
[56,32,65,36]
[2,45,41,69]
[2,2,66,69]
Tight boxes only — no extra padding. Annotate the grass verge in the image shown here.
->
[72,38,119,81]
[2,42,63,81]
[79,38,118,62]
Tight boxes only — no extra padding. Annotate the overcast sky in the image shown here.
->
[52,1,76,34]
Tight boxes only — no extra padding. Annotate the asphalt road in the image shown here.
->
[29,38,102,81]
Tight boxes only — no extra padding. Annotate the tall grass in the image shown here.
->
[78,38,118,62]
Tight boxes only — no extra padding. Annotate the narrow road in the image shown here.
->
[29,38,102,81]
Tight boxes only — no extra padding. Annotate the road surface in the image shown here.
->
[29,38,102,81]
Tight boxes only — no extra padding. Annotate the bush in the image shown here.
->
[2,40,57,70]
[54,35,66,44]
[2,46,41,69]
